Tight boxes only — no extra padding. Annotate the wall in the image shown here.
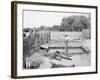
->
[0,0,99,80]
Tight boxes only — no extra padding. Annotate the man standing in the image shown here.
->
[65,35,69,53]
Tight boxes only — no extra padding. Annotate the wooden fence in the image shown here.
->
[33,31,51,52]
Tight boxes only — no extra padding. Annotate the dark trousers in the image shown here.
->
[65,40,68,53]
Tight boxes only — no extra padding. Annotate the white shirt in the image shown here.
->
[65,36,70,41]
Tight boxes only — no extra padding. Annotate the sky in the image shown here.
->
[23,10,90,28]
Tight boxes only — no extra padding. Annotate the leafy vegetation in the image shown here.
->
[36,15,90,32]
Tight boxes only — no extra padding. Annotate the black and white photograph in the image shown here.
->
[23,10,91,69]
[11,1,97,78]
